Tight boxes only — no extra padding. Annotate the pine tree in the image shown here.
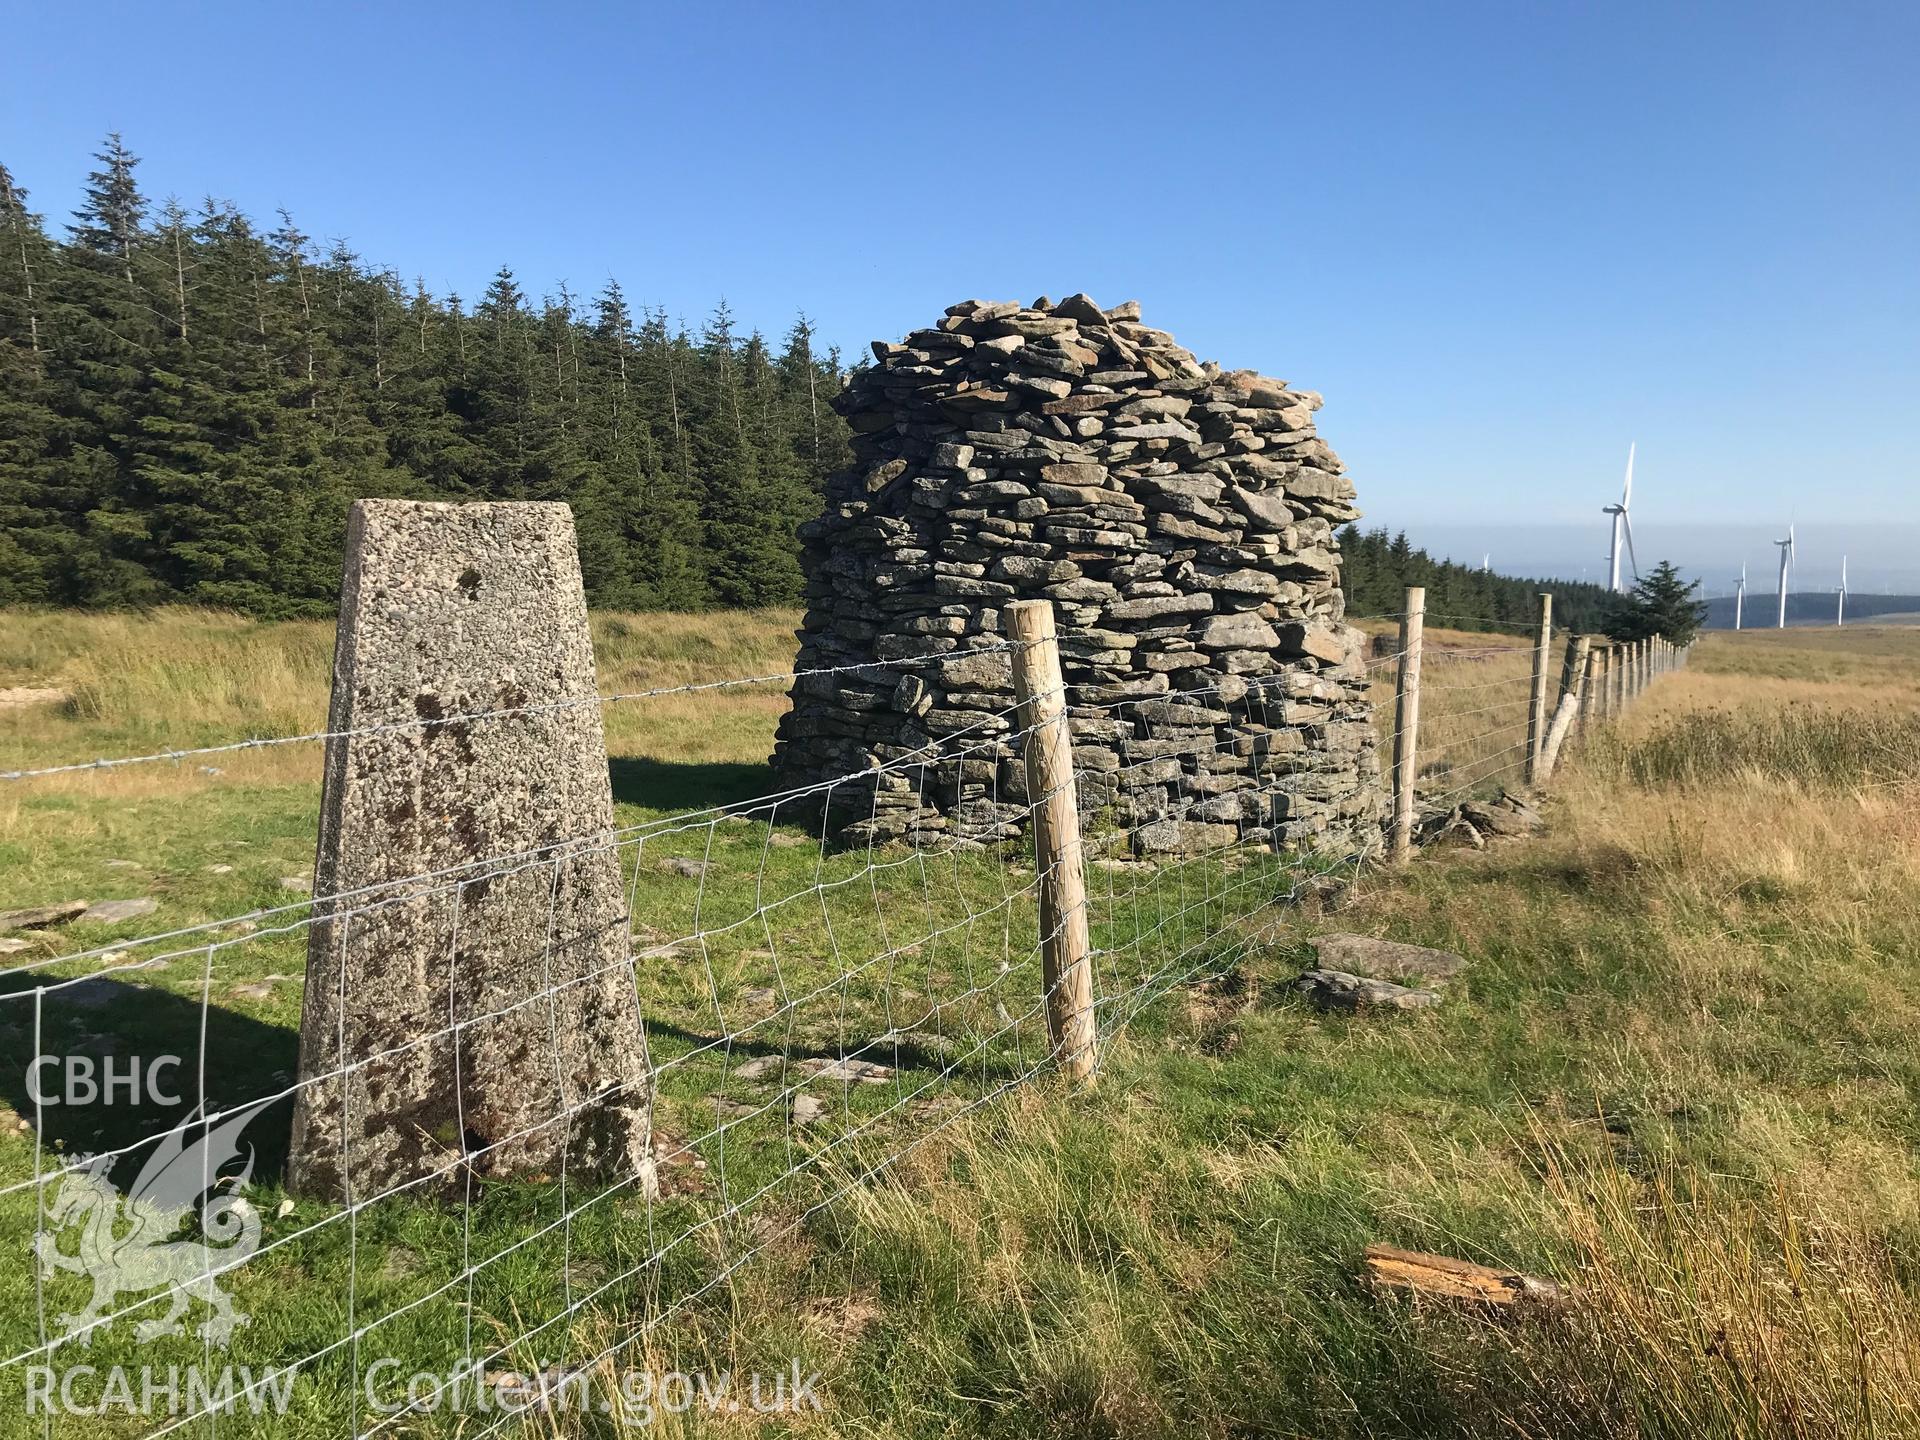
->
[69,133,147,290]
[268,209,320,408]
[581,281,689,607]
[463,266,536,496]
[48,135,169,603]
[0,163,49,356]
[0,168,72,602]
[693,305,802,606]
[1607,560,1708,643]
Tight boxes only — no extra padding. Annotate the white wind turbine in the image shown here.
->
[1602,444,1638,594]
[1734,563,1746,631]
[1837,555,1848,627]
[1774,525,1795,628]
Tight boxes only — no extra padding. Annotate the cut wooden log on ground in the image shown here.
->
[1363,1243,1567,1306]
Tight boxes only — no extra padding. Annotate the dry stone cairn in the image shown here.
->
[772,296,1383,854]
[288,499,653,1203]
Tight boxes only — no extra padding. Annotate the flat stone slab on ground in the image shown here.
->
[84,898,158,925]
[793,1094,829,1124]
[0,900,89,930]
[1308,933,1465,983]
[1297,969,1441,1012]
[800,1057,895,1085]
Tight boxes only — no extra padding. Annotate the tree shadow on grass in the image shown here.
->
[609,757,895,859]
[0,973,296,1195]
[608,756,779,817]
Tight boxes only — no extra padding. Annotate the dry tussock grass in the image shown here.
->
[1516,1145,1920,1439]
[7,610,1918,1436]
[0,606,806,796]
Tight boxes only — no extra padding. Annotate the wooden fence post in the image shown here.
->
[1390,587,1425,864]
[1005,599,1096,1081]
[1577,641,1599,736]
[1537,632,1591,780]
[1525,591,1553,786]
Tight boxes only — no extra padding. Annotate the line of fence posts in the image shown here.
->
[1388,588,1697,851]
[1009,589,1695,1074]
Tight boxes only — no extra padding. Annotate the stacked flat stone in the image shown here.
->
[771,295,1383,855]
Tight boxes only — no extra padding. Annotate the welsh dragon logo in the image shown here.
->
[35,1101,270,1345]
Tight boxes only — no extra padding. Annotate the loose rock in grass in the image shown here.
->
[1296,968,1440,1011]
[1307,933,1465,984]
[0,900,88,930]
[85,897,158,924]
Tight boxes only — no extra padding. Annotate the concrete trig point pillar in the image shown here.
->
[287,500,653,1203]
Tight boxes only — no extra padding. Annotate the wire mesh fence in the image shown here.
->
[0,593,1681,1434]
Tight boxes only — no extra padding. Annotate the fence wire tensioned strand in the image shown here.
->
[0,644,1028,785]
[0,593,1682,1434]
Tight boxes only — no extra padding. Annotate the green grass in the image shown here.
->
[5,612,1918,1436]
[0,607,1354,1437]
[0,823,1320,1437]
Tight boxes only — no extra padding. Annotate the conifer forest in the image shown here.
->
[0,135,1617,631]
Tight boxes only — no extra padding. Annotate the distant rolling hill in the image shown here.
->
[1703,593,1920,629]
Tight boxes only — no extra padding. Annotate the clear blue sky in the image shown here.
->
[5,1,1916,585]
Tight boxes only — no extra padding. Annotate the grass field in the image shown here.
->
[3,611,1914,1436]
[0,607,1359,1437]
